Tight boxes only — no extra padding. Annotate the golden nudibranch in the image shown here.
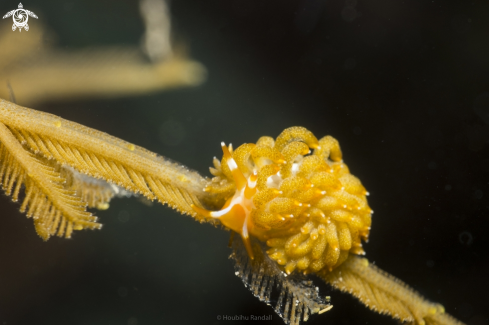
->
[192,127,372,275]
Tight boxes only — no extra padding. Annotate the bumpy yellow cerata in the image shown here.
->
[193,127,372,275]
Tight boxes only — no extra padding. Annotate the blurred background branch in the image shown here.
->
[140,0,172,62]
[0,0,205,106]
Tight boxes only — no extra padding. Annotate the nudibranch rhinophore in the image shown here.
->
[192,127,372,275]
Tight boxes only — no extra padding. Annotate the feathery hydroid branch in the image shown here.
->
[0,99,211,239]
[0,121,99,239]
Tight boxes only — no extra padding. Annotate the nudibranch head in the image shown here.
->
[193,127,372,275]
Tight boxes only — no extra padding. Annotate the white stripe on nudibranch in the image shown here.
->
[210,205,232,217]
[247,172,257,188]
[242,217,250,238]
[228,158,239,171]
[221,142,238,170]
[291,162,300,173]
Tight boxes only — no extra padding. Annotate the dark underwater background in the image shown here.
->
[0,0,488,324]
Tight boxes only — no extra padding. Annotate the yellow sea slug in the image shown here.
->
[193,126,372,275]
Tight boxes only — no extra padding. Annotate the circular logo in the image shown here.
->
[2,3,38,32]
[13,9,28,28]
